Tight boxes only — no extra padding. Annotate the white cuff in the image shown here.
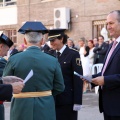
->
[73,104,82,111]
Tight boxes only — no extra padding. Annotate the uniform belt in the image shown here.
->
[13,90,52,98]
[0,101,3,104]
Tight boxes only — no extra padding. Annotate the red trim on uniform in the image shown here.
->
[0,101,3,104]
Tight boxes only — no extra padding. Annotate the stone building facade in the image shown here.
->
[0,0,120,44]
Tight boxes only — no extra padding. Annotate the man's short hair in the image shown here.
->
[98,35,104,40]
[25,32,43,43]
[79,37,86,43]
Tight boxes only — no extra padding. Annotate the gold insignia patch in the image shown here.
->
[76,58,81,66]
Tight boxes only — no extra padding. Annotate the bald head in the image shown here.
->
[106,10,120,38]
[109,10,120,23]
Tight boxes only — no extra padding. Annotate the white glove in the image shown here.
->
[73,104,82,111]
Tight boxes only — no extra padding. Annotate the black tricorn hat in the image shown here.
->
[0,33,13,48]
[18,21,48,34]
[48,29,66,41]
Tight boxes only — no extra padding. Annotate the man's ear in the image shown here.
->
[0,43,3,48]
[39,38,43,46]
[24,38,27,45]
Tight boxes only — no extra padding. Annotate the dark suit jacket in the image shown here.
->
[55,46,83,106]
[0,84,12,101]
[10,48,18,55]
[93,42,120,116]
[93,42,109,64]
[41,44,50,53]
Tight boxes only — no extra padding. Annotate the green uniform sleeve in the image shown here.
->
[52,60,65,96]
[3,59,14,76]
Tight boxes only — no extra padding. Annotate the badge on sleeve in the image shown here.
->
[76,58,81,66]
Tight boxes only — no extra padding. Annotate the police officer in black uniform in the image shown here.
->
[48,29,83,120]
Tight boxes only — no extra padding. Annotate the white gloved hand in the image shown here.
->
[73,104,82,111]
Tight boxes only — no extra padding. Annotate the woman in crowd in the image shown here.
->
[79,37,90,93]
[88,40,95,73]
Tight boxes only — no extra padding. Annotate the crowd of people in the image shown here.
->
[0,10,120,120]
[5,33,111,94]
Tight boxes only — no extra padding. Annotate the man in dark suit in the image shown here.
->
[48,29,83,120]
[91,10,120,120]
[93,35,109,64]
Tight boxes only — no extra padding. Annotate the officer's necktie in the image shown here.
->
[56,52,61,58]
[102,40,118,75]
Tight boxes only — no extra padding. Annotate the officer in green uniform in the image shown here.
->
[0,33,13,120]
[3,21,65,120]
[0,33,24,120]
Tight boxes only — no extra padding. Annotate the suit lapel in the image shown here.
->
[105,42,120,71]
[103,43,113,65]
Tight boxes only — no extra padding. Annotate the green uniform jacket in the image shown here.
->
[3,46,65,120]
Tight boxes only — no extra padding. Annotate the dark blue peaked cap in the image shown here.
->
[18,21,48,34]
[0,33,13,48]
[48,29,66,41]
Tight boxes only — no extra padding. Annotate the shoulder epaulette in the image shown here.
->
[69,47,79,52]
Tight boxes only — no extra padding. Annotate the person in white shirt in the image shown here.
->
[88,40,95,74]
[78,37,90,93]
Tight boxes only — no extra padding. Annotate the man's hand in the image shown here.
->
[80,75,92,83]
[92,76,104,86]
[2,76,23,84]
[11,82,24,94]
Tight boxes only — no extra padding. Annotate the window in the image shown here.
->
[0,0,17,7]
[92,20,106,38]
[4,29,17,43]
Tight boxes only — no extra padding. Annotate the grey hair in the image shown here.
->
[25,32,43,43]
[67,38,74,42]
[109,10,120,23]
[79,37,86,43]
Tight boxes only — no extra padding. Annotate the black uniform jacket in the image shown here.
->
[54,46,83,106]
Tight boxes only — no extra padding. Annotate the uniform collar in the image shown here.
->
[26,45,40,50]
[56,45,66,54]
